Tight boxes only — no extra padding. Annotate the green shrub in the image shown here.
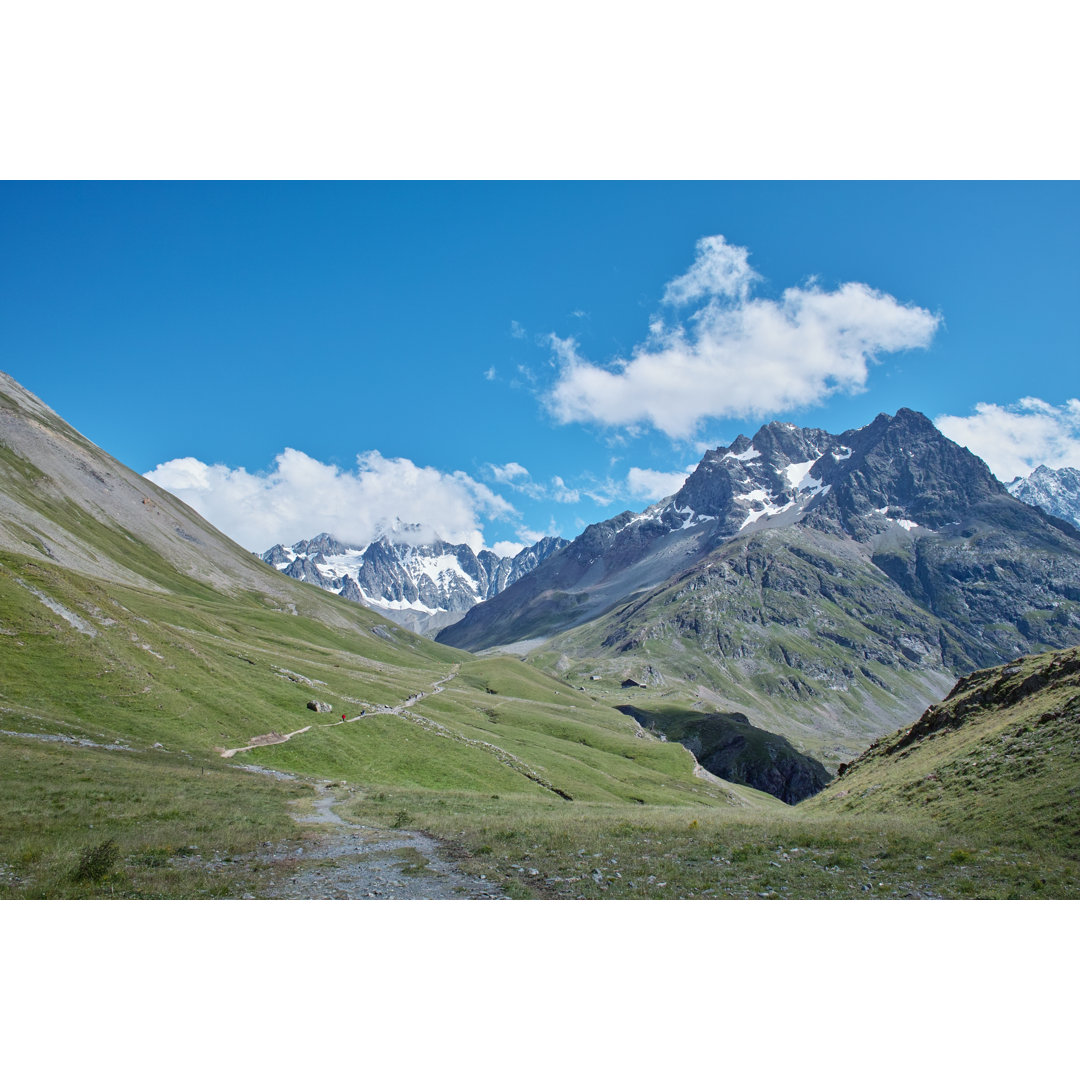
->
[72,838,119,883]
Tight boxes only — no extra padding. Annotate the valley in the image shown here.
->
[2,371,1079,900]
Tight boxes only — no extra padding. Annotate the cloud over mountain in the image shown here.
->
[935,398,1080,480]
[145,448,515,552]
[545,234,941,438]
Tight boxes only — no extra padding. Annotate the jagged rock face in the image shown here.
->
[1008,465,1080,529]
[291,532,349,559]
[806,409,1007,540]
[261,532,568,635]
[355,538,421,605]
[282,556,328,586]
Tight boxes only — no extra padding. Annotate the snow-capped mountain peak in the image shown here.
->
[1008,465,1080,530]
[261,531,568,635]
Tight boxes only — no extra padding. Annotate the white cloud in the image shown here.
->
[510,320,527,339]
[144,448,515,553]
[626,465,693,502]
[935,398,1080,481]
[484,365,497,381]
[550,476,580,504]
[662,234,760,305]
[516,520,559,546]
[491,540,525,558]
[546,235,941,439]
[489,461,531,485]
[487,461,581,503]
[488,459,690,510]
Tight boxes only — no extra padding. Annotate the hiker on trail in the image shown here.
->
[342,713,346,722]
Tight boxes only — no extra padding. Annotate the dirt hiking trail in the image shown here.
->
[216,667,505,898]
[246,780,506,900]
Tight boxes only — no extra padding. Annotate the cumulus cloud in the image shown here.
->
[935,398,1080,481]
[144,448,515,553]
[626,465,694,502]
[546,234,941,439]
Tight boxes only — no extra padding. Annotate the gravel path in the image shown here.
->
[249,782,506,900]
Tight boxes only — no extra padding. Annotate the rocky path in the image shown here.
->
[249,780,505,900]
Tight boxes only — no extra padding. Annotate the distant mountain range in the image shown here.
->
[261,531,568,635]
[439,409,1080,768]
[1008,464,1080,529]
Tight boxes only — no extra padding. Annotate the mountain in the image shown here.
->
[261,532,568,636]
[1008,464,1080,529]
[808,645,1080,853]
[440,409,1080,767]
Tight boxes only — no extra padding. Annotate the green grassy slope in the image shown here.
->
[804,646,1080,855]
[5,549,1078,899]
[1,543,738,897]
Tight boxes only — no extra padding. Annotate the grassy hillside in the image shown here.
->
[1,545,739,897]
[804,646,1080,856]
[5,550,1078,899]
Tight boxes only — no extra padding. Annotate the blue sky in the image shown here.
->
[3,181,1078,553]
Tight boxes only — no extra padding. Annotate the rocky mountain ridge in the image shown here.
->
[439,408,1056,651]
[262,531,568,636]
